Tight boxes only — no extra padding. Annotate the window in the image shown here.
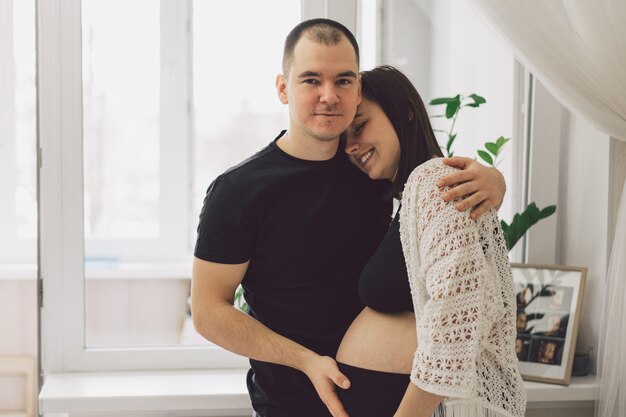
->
[0,0,37,410]
[39,0,305,371]
[81,0,300,350]
[191,0,299,238]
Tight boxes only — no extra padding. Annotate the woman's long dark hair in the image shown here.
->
[360,65,443,196]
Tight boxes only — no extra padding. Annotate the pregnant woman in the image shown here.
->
[335,66,526,417]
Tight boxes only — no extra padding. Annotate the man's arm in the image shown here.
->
[191,257,351,417]
[437,156,506,219]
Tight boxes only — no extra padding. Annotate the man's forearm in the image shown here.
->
[194,301,315,372]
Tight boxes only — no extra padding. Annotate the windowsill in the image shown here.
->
[0,263,37,281]
[39,370,599,417]
[39,369,251,417]
[0,262,192,281]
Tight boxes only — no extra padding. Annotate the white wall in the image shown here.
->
[525,80,612,372]
[0,276,191,412]
[0,279,37,412]
[556,113,611,371]
[411,0,517,224]
[383,0,432,98]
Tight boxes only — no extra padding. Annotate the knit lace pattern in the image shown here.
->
[399,159,526,417]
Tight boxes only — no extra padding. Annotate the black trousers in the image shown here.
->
[252,363,409,417]
[337,362,410,417]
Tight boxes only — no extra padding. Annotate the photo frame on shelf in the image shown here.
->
[511,263,587,385]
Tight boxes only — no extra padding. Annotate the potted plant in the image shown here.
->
[429,94,556,251]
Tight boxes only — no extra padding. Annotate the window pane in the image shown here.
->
[82,0,160,240]
[188,0,301,346]
[358,0,379,70]
[192,0,300,223]
[82,0,301,348]
[0,0,36,264]
[14,0,37,240]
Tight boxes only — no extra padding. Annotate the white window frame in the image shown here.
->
[39,0,359,373]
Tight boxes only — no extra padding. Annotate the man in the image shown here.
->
[192,18,505,417]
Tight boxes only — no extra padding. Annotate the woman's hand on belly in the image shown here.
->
[336,307,417,374]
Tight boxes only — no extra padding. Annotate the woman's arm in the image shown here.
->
[399,160,496,413]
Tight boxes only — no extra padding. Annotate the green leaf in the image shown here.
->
[518,210,531,236]
[539,205,557,219]
[234,286,249,313]
[495,136,510,148]
[429,97,456,105]
[469,94,487,107]
[445,95,461,119]
[485,142,499,156]
[446,133,457,154]
[506,213,524,250]
[505,202,557,251]
[477,150,493,165]
[527,202,541,222]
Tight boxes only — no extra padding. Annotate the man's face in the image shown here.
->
[276,36,361,142]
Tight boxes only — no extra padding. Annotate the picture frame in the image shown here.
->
[511,263,587,385]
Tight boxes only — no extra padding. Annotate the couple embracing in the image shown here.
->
[192,18,526,417]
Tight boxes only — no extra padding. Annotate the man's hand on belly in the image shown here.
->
[300,353,352,417]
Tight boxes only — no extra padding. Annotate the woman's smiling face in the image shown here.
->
[344,97,401,181]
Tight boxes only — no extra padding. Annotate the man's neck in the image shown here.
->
[276,130,340,161]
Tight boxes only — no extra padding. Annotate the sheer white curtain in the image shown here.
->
[468,0,626,142]
[466,1,626,416]
[597,184,626,417]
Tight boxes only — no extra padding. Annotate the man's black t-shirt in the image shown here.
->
[194,131,391,417]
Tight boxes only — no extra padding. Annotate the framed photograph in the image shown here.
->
[511,263,587,385]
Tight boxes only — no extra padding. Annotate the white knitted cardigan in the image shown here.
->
[399,159,527,417]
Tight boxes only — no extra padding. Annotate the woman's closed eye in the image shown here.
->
[352,121,366,135]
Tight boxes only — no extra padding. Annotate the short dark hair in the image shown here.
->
[282,18,360,76]
[360,65,443,196]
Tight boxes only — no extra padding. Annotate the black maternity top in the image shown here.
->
[358,209,414,313]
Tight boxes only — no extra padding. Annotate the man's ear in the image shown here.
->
[276,74,288,104]
[357,73,362,105]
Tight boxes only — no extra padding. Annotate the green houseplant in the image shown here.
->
[429,94,556,251]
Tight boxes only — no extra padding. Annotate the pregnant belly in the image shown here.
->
[336,307,417,374]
